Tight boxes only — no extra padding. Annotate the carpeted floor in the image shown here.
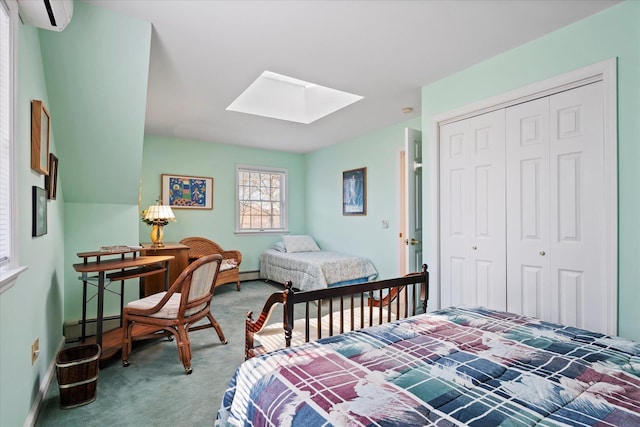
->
[35,280,282,427]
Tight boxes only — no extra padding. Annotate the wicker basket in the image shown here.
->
[55,344,101,409]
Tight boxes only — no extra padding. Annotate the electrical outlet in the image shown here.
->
[31,337,39,365]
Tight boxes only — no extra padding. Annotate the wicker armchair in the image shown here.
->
[179,237,242,291]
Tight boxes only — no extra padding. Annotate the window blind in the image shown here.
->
[0,1,12,267]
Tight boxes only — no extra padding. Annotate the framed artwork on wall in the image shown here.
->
[45,153,58,199]
[343,167,366,216]
[32,186,47,237]
[161,174,213,209]
[31,100,50,175]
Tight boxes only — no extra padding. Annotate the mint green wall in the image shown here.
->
[305,117,421,280]
[36,2,151,322]
[140,135,307,272]
[1,3,151,424]
[0,24,65,427]
[421,1,640,341]
[39,1,151,205]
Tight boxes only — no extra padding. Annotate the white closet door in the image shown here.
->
[506,97,550,319]
[506,82,606,333]
[440,109,506,309]
[549,82,606,333]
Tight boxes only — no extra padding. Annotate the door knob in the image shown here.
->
[539,251,546,256]
[472,246,477,250]
[410,238,421,246]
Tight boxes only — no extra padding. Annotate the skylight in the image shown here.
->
[226,71,363,124]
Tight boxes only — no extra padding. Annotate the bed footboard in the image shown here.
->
[245,264,429,359]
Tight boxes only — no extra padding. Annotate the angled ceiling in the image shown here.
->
[83,0,620,153]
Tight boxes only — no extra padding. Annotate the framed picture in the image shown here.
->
[161,174,213,209]
[45,153,58,199]
[32,186,47,237]
[31,100,50,175]
[343,167,366,215]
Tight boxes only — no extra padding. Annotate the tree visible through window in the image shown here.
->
[236,166,287,233]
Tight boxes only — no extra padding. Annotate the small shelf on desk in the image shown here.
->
[106,265,167,282]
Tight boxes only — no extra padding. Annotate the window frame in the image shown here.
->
[235,164,288,235]
[0,0,27,294]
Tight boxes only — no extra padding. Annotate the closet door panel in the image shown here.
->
[506,97,550,319]
[440,110,506,310]
[440,120,469,308]
[469,111,506,310]
[549,82,605,333]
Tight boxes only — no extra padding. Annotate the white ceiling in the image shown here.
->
[84,0,619,153]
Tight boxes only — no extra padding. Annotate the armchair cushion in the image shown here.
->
[179,237,242,291]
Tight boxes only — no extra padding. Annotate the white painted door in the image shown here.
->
[404,128,422,274]
[505,97,551,319]
[549,82,606,333]
[440,109,506,309]
[506,82,606,333]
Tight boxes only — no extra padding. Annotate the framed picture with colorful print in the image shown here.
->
[161,174,213,209]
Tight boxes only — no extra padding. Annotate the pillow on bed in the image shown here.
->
[273,241,286,252]
[282,235,320,253]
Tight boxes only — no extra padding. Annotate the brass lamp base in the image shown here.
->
[150,224,165,248]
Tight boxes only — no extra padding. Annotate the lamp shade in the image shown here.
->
[143,204,176,223]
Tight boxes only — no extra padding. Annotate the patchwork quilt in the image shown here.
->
[259,249,378,291]
[216,307,640,426]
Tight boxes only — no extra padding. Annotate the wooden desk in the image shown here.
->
[73,249,174,360]
[140,243,189,296]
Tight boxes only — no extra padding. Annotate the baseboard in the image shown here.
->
[239,270,260,281]
[63,315,122,342]
[24,336,65,427]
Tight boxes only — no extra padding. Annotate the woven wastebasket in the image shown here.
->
[55,344,101,409]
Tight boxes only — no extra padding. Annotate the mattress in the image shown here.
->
[217,306,640,426]
[259,248,378,291]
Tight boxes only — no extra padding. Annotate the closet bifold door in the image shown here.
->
[439,109,506,310]
[505,97,551,320]
[506,81,607,334]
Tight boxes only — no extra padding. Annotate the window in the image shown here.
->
[0,0,25,293]
[236,165,287,233]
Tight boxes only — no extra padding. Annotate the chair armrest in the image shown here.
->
[221,250,242,266]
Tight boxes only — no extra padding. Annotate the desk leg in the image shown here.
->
[81,275,87,342]
[96,271,105,350]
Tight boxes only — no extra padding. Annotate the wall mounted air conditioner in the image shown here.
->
[18,0,73,32]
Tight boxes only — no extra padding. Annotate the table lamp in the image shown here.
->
[143,203,176,248]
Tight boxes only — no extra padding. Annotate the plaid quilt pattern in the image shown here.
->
[217,307,640,426]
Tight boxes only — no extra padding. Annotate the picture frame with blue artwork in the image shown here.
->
[342,167,366,216]
[161,174,213,209]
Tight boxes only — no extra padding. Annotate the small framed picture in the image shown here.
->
[32,186,47,237]
[343,167,366,216]
[31,100,50,175]
[45,153,58,199]
[161,174,213,209]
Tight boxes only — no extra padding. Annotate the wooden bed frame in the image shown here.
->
[245,264,429,359]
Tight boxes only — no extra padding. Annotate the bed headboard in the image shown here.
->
[246,264,429,359]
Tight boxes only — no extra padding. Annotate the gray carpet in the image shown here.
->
[35,280,282,427]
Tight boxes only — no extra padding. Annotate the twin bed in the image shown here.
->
[259,235,378,291]
[218,263,640,426]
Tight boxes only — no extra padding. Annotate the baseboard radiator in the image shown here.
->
[239,270,260,281]
[63,315,122,342]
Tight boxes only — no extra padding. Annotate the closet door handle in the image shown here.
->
[539,251,546,256]
[472,246,477,250]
